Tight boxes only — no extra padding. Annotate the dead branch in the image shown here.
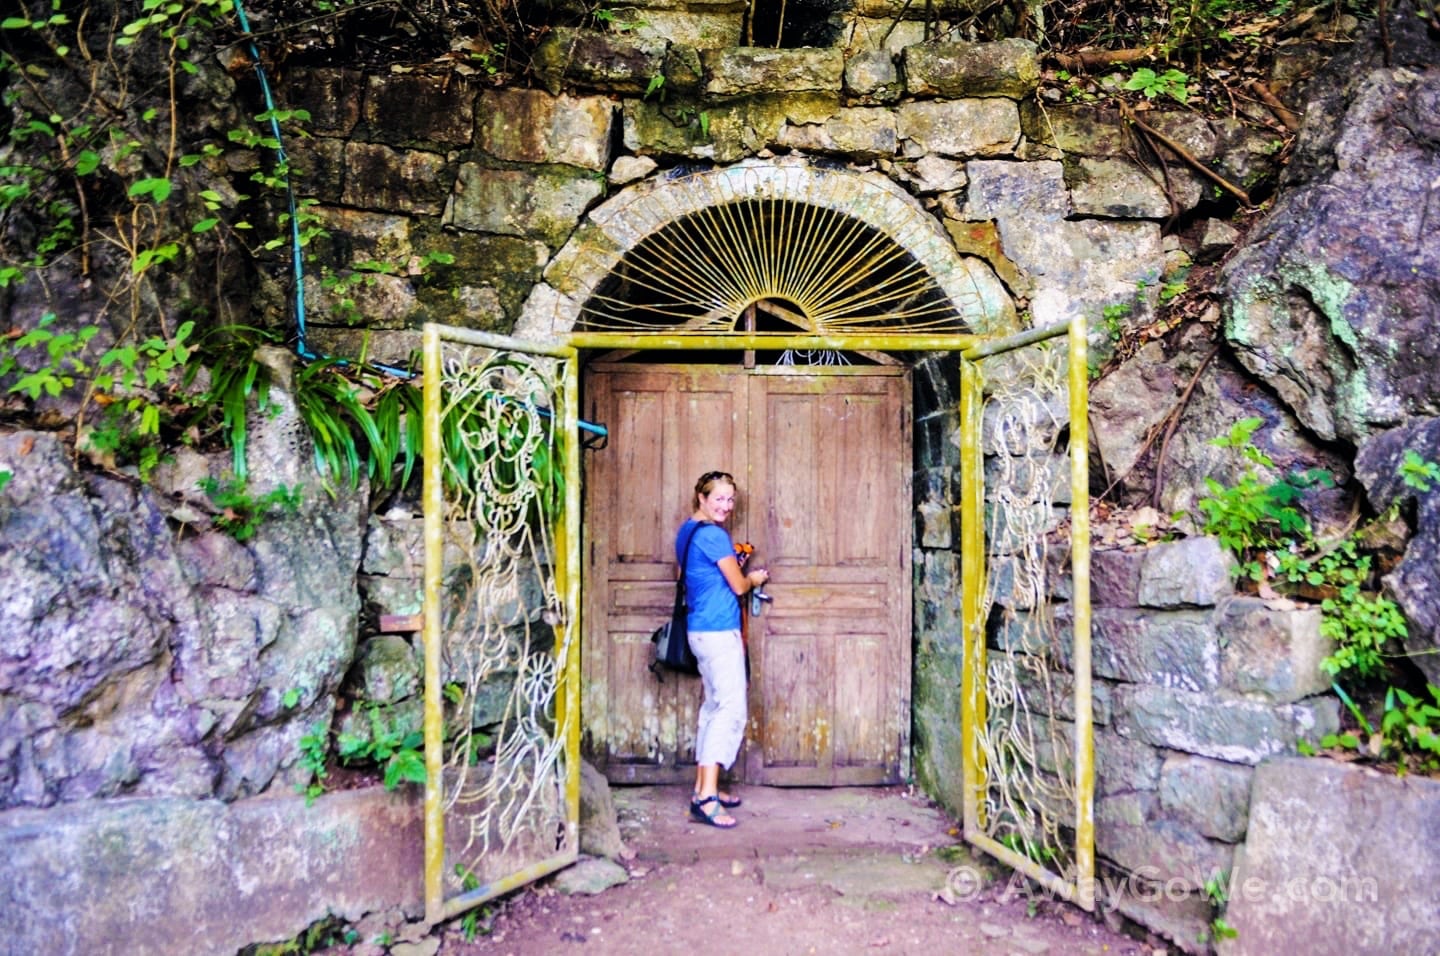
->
[1119,102,1253,207]
[1050,47,1154,73]
[1249,80,1302,133]
[1151,345,1220,509]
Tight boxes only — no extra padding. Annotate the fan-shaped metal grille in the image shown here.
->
[577,198,961,334]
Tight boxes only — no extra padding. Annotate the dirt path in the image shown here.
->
[430,785,1157,956]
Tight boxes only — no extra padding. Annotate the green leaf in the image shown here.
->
[128,177,172,202]
[384,748,427,790]
[74,150,100,175]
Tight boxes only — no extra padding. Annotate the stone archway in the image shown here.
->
[531,156,1019,785]
[516,155,1015,339]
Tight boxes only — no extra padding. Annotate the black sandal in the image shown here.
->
[693,791,742,809]
[689,795,738,828]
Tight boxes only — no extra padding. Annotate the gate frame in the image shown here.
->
[418,316,1094,923]
[421,324,584,925]
[567,317,1095,911]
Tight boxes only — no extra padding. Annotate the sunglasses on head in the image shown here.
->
[700,471,734,484]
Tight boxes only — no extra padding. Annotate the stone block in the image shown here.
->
[339,143,451,215]
[1078,606,1221,691]
[1018,102,1131,157]
[1218,597,1332,702]
[844,48,901,101]
[283,68,364,135]
[1107,876,1215,956]
[901,39,1040,99]
[896,99,1021,158]
[533,28,667,96]
[848,15,926,55]
[1007,659,1114,726]
[478,89,615,171]
[286,136,347,203]
[1095,728,1162,794]
[1096,791,1235,891]
[0,787,423,955]
[983,451,1071,506]
[942,219,1028,296]
[302,270,417,329]
[702,46,844,95]
[444,164,605,248]
[1068,156,1182,219]
[914,549,962,645]
[1221,757,1440,956]
[1091,546,1145,607]
[1112,684,1339,765]
[914,466,955,549]
[775,107,898,158]
[911,646,966,812]
[1158,753,1254,842]
[626,10,743,49]
[1138,536,1237,608]
[963,158,1069,221]
[362,74,476,146]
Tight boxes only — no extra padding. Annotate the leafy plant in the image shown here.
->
[1202,873,1238,943]
[1400,450,1440,492]
[197,477,302,541]
[1123,67,1190,104]
[1195,418,1327,580]
[296,720,331,806]
[1316,682,1440,775]
[336,703,427,791]
[454,865,494,940]
[1275,537,1406,678]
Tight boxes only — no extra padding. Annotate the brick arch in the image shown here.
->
[516,155,1013,339]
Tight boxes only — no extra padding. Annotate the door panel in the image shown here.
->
[584,364,909,786]
[746,372,910,785]
[582,368,747,782]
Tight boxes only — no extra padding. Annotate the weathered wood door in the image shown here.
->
[583,363,911,786]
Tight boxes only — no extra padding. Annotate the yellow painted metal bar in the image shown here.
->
[969,832,1086,906]
[437,851,579,921]
[958,356,986,835]
[1068,313,1096,912]
[959,320,1070,360]
[566,322,1070,357]
[554,350,584,847]
[420,323,446,926]
[566,332,981,352]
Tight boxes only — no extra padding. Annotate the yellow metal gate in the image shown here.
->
[419,324,582,925]
[960,319,1096,911]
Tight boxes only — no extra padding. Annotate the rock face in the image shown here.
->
[0,429,366,809]
[1354,416,1440,684]
[1216,11,1440,682]
[1219,15,1440,445]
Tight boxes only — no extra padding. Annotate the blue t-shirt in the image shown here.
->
[676,520,740,631]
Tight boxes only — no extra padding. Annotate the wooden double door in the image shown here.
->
[581,362,912,786]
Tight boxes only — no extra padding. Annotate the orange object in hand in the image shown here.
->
[733,541,754,567]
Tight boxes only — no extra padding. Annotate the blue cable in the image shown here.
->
[227,0,606,439]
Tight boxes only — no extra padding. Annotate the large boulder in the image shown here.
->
[0,414,366,808]
[1218,12,1440,446]
[1353,416,1440,685]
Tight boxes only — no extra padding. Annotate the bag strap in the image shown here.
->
[674,520,710,611]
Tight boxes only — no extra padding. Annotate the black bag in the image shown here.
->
[650,521,707,679]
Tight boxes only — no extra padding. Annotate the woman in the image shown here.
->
[678,470,769,829]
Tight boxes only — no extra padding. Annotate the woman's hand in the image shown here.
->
[746,568,769,590]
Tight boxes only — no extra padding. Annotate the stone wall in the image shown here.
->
[0,5,1368,952]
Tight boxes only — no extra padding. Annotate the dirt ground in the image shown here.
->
[422,784,1163,956]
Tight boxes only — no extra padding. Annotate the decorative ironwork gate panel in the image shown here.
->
[420,324,582,925]
[960,317,1095,911]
